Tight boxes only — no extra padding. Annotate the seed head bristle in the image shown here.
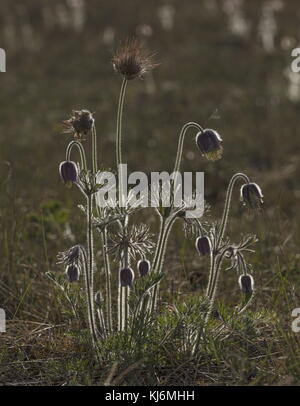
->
[62,109,94,140]
[112,38,159,80]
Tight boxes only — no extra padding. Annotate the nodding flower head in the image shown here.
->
[196,236,211,256]
[62,109,94,140]
[196,129,223,161]
[238,274,254,294]
[120,267,135,287]
[95,291,104,306]
[240,182,263,209]
[66,264,80,282]
[59,161,78,187]
[58,245,85,282]
[112,38,158,80]
[138,259,150,277]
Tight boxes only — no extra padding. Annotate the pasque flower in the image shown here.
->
[66,264,80,282]
[59,161,78,187]
[196,129,223,161]
[240,183,263,209]
[239,274,254,294]
[54,40,265,347]
[62,109,94,140]
[112,38,158,80]
[138,259,150,277]
[196,236,211,256]
[107,224,155,262]
[120,267,135,287]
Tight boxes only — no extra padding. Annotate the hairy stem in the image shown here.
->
[115,79,128,331]
[118,267,123,332]
[80,228,98,345]
[116,78,128,168]
[206,249,229,323]
[101,228,113,333]
[151,215,178,314]
[86,194,98,343]
[151,216,167,272]
[123,215,130,331]
[66,140,88,171]
[91,124,98,174]
[205,245,216,298]
[118,215,130,332]
[91,120,110,335]
[124,285,129,332]
[238,291,255,315]
[216,173,250,248]
[96,307,107,338]
[173,122,204,174]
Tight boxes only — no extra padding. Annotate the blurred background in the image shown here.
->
[0,0,300,329]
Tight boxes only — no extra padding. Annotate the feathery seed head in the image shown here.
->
[62,109,94,140]
[107,224,155,262]
[112,38,158,80]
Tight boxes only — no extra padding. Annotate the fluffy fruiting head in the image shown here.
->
[112,38,158,80]
[62,109,94,139]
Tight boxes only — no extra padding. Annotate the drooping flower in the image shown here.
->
[59,161,78,187]
[95,291,104,306]
[240,183,263,209]
[66,264,80,282]
[196,236,211,256]
[196,129,223,161]
[120,267,135,287]
[112,38,158,80]
[238,274,254,294]
[58,245,86,283]
[138,259,150,277]
[62,109,94,140]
